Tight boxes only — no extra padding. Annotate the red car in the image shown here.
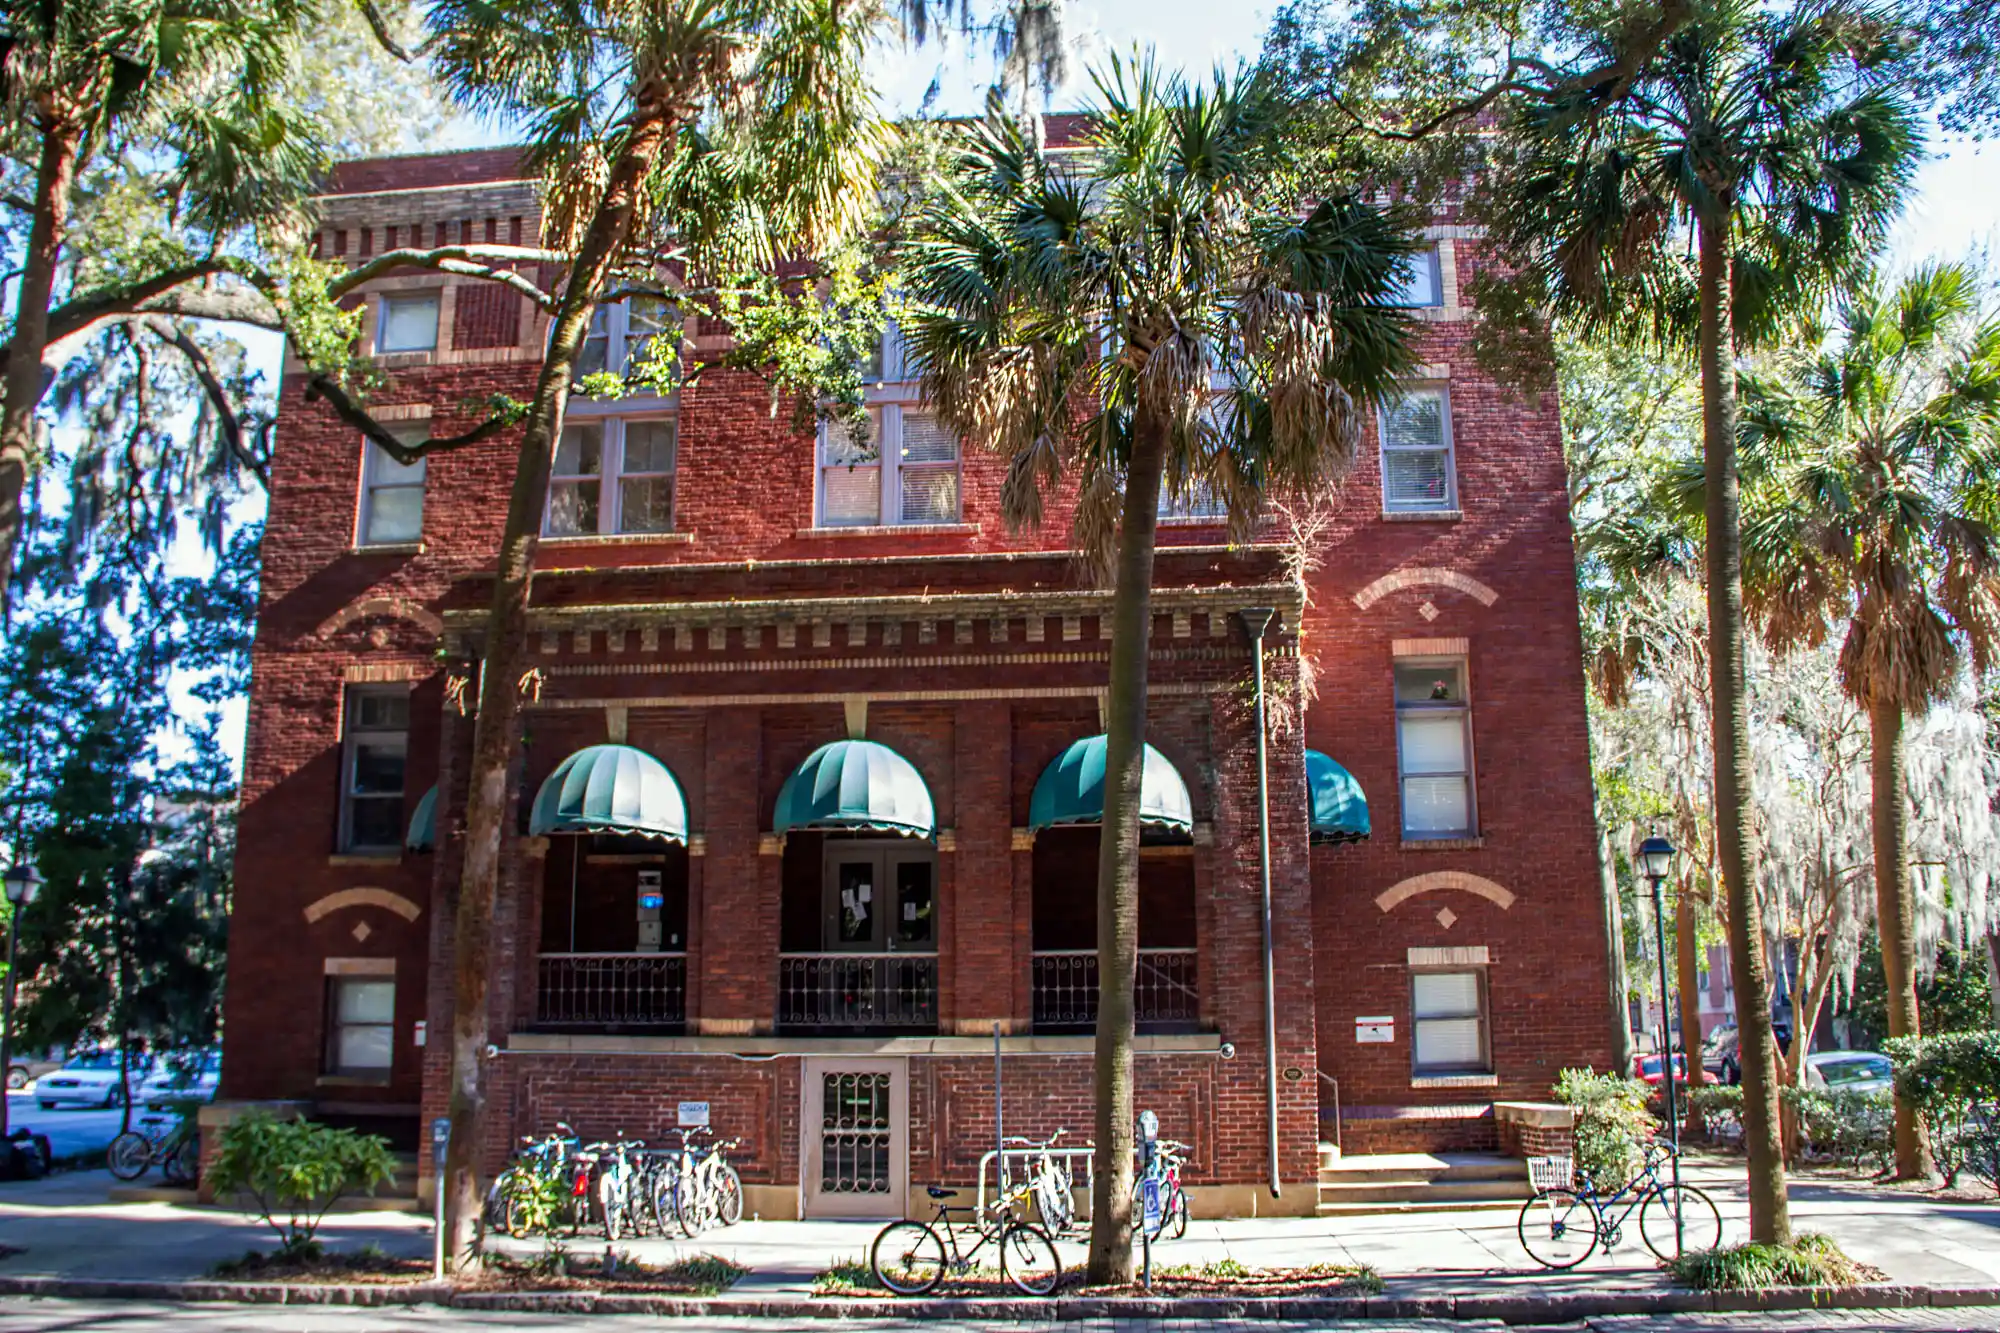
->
[1631,1052,1712,1087]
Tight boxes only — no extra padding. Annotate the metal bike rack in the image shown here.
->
[976,1145,1098,1221]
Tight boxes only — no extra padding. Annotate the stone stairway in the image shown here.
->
[1315,1146,1532,1215]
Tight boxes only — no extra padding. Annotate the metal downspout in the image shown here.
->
[1240,607,1281,1199]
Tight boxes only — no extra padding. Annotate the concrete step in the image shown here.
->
[1317,1152,1528,1185]
[1316,1196,1527,1216]
[1315,1152,1531,1212]
[1317,1178,1533,1205]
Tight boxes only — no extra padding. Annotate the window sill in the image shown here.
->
[1382,509,1462,523]
[329,852,402,866]
[1158,515,1228,527]
[1411,1073,1498,1089]
[317,1074,394,1088]
[540,531,695,546]
[793,523,978,538]
[1401,836,1484,851]
[350,542,425,556]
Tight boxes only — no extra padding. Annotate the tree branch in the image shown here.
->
[354,0,419,62]
[304,374,524,464]
[326,246,566,310]
[138,316,272,491]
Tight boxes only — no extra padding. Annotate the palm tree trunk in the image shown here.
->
[1696,207,1790,1244]
[1675,888,1705,1140]
[1085,409,1167,1287]
[0,120,84,584]
[1869,698,1933,1178]
[440,89,677,1270]
[1599,824,1636,1073]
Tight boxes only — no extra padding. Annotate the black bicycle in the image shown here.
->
[870,1184,1062,1296]
[1518,1142,1722,1269]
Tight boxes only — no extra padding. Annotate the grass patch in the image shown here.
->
[1123,1259,1381,1296]
[1664,1233,1883,1291]
[813,1257,880,1296]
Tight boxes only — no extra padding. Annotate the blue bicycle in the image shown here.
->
[1518,1142,1722,1268]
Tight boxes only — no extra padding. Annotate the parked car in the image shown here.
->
[5,1047,65,1091]
[34,1051,153,1110]
[1802,1050,1892,1095]
[1706,1020,1795,1085]
[138,1050,221,1108]
[1632,1052,1711,1088]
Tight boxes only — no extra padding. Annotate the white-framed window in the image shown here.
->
[1160,478,1227,521]
[544,416,678,536]
[1411,970,1489,1074]
[1390,246,1444,307]
[340,686,408,852]
[1395,659,1475,838]
[578,295,676,382]
[377,293,440,353]
[823,323,961,526]
[356,429,425,546]
[1380,385,1457,513]
[325,977,395,1077]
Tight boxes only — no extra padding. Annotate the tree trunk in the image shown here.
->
[440,93,676,1270]
[1675,888,1705,1140]
[1084,409,1167,1287]
[1599,824,1636,1074]
[1696,208,1790,1244]
[1869,698,1933,1178]
[1985,931,2000,1029]
[0,121,84,584]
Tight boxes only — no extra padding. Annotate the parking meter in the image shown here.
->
[430,1117,451,1278]
[1137,1109,1161,1287]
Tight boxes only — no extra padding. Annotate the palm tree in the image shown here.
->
[1742,263,2000,1178]
[422,0,887,1266]
[1483,0,1922,1241]
[901,61,1417,1283]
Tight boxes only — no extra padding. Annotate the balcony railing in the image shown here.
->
[778,952,938,1033]
[535,952,686,1030]
[1032,949,1200,1031]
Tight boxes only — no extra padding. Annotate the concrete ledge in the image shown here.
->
[504,1032,1225,1057]
[1493,1102,1575,1129]
[6,1274,2000,1320]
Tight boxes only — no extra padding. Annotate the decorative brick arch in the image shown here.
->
[303,887,423,924]
[318,596,443,639]
[1352,568,1500,611]
[1374,870,1517,913]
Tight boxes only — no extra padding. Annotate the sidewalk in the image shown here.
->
[2,1160,1998,1299]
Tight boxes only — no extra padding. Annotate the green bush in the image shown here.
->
[1554,1067,1653,1190]
[1663,1232,1875,1290]
[1887,1032,2000,1189]
[206,1112,398,1256]
[1782,1086,1893,1171]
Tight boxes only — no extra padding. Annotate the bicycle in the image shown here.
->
[1141,1138,1191,1241]
[1517,1142,1723,1269]
[586,1135,647,1240]
[1004,1130,1076,1235]
[106,1111,198,1185]
[665,1128,744,1236]
[870,1184,1062,1296]
[487,1124,581,1237]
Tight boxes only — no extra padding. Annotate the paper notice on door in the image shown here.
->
[903,902,916,921]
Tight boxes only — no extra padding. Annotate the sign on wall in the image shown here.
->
[677,1100,712,1128]
[1355,1016,1395,1044]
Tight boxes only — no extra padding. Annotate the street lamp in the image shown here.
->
[0,861,43,1141]
[1635,834,1686,1254]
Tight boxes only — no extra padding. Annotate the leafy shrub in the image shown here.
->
[1888,1032,2000,1188]
[1688,1084,1744,1146]
[1782,1086,1893,1171]
[1664,1232,1877,1290]
[1554,1067,1653,1190]
[206,1112,398,1256]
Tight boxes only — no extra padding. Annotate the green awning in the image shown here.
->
[1029,735,1194,833]
[405,785,438,853]
[774,739,935,838]
[529,744,689,842]
[1306,749,1370,844]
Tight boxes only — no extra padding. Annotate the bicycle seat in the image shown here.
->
[926,1185,959,1200]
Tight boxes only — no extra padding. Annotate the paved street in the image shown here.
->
[4,1091,134,1161]
[3,1299,2000,1331]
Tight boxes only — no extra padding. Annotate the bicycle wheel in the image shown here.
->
[871,1219,946,1295]
[675,1173,715,1236]
[598,1175,624,1240]
[1638,1182,1722,1260]
[165,1136,200,1187]
[1166,1183,1189,1240]
[1034,1174,1072,1234]
[999,1221,1062,1296]
[106,1132,152,1181]
[716,1162,744,1226]
[1517,1188,1599,1269]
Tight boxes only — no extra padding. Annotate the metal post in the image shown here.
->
[993,1022,1004,1207]
[0,914,16,1140]
[1649,871,1684,1254]
[431,1117,452,1279]
[1238,607,1281,1200]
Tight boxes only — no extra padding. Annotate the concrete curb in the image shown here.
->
[3,1274,2000,1320]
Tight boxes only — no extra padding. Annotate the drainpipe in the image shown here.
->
[1239,607,1281,1200]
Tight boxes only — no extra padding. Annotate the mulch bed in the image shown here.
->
[818,1263,1379,1299]
[211,1249,743,1295]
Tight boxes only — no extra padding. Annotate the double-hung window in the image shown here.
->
[356,429,425,546]
[340,687,408,853]
[1390,246,1444,308]
[820,324,961,527]
[377,293,440,354]
[544,418,678,536]
[578,295,675,383]
[1411,970,1489,1074]
[1380,385,1457,513]
[1395,660,1475,838]
[325,976,395,1078]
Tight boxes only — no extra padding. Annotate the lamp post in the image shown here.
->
[1,861,44,1140]
[1636,834,1685,1254]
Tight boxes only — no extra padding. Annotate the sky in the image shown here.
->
[176,0,2000,775]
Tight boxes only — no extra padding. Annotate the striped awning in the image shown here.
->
[405,785,438,853]
[774,740,935,838]
[1306,750,1370,844]
[1029,734,1195,833]
[528,745,689,843]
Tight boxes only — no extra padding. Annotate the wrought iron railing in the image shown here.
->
[777,953,938,1032]
[535,952,686,1029]
[1031,949,1200,1029]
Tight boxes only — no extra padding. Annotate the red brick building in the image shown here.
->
[220,142,1612,1218]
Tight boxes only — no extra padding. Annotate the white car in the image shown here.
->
[1802,1049,1893,1095]
[34,1051,153,1110]
[138,1051,221,1108]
